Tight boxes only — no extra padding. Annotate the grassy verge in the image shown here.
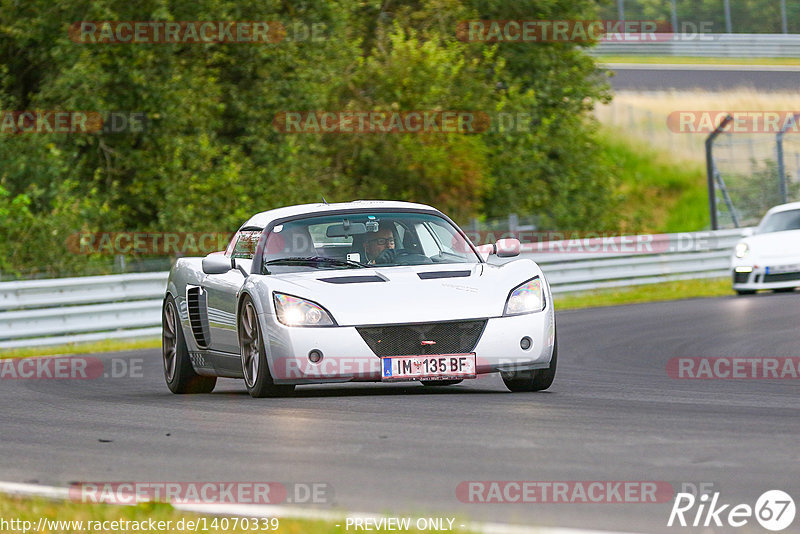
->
[0,337,160,360]
[599,127,709,233]
[595,55,800,66]
[0,493,472,534]
[554,277,732,310]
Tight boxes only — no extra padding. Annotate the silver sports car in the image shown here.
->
[162,200,557,397]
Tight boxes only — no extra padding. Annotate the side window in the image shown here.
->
[230,230,261,259]
[414,223,440,256]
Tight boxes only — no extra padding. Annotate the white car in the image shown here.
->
[731,201,800,295]
[162,200,557,397]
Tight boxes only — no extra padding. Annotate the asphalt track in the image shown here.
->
[2,293,799,533]
[606,64,800,91]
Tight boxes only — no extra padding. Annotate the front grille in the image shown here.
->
[733,271,750,284]
[357,320,487,357]
[764,271,800,283]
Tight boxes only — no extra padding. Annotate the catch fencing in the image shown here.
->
[0,229,746,348]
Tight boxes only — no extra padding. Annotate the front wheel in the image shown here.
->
[238,295,295,398]
[162,295,216,394]
[501,338,557,392]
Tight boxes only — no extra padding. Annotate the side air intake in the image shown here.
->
[186,286,210,348]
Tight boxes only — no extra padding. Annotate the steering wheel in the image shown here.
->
[375,249,432,265]
[375,248,409,265]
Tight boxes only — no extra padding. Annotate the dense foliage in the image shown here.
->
[0,0,619,277]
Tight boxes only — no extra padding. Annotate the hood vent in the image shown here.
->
[318,275,386,284]
[418,270,472,280]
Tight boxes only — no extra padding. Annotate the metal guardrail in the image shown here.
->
[593,33,800,57]
[0,229,745,349]
[520,229,745,293]
[0,273,166,349]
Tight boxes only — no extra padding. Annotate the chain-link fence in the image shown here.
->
[710,131,800,228]
[597,0,800,34]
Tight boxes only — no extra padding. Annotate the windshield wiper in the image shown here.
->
[264,256,369,269]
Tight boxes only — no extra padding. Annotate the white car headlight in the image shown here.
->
[504,277,545,316]
[735,242,749,258]
[273,293,336,327]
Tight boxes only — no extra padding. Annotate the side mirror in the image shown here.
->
[495,238,521,258]
[202,254,233,275]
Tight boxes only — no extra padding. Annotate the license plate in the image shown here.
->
[766,264,800,274]
[381,353,476,382]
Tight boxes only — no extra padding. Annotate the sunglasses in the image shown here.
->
[368,237,395,246]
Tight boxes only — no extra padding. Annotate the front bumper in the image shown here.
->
[731,258,800,291]
[262,311,555,384]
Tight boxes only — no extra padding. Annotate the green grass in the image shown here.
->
[598,127,709,233]
[0,337,160,359]
[595,55,800,66]
[554,277,732,310]
[0,493,473,534]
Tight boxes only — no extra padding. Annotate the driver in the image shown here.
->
[364,225,396,264]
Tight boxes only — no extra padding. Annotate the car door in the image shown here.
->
[203,230,260,354]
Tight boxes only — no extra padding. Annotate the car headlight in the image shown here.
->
[273,293,336,327]
[504,277,545,316]
[735,242,749,258]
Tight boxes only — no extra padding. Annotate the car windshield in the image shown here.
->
[261,211,481,273]
[757,209,800,234]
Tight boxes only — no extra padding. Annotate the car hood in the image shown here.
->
[264,261,543,326]
[739,229,800,261]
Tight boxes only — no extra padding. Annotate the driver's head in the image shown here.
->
[365,225,395,261]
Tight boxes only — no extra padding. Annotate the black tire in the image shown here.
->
[736,289,756,295]
[421,379,463,386]
[501,337,558,392]
[162,295,217,394]
[774,287,796,293]
[238,295,295,398]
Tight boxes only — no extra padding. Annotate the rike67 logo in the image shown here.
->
[668,490,795,531]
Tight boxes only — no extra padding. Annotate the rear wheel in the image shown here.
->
[238,295,295,398]
[162,295,216,394]
[501,338,557,392]
[736,289,756,295]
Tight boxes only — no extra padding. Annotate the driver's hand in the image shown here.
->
[375,248,398,264]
